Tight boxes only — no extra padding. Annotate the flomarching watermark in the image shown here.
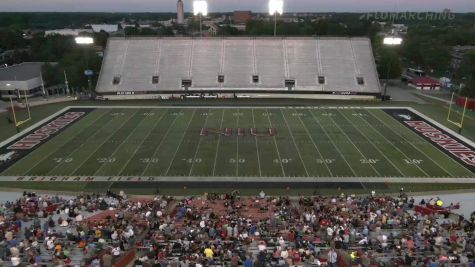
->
[360,11,456,21]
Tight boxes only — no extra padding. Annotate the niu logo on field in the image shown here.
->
[200,128,277,137]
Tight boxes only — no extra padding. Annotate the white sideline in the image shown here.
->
[1,176,475,183]
[2,106,474,150]
[0,107,71,149]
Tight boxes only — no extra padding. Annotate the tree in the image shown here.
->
[0,29,27,50]
[458,51,475,97]
[378,48,402,79]
[93,32,109,48]
[40,47,102,91]
[421,45,450,73]
[461,79,475,98]
[218,25,241,36]
[42,63,62,87]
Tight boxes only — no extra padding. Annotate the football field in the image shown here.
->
[0,106,474,182]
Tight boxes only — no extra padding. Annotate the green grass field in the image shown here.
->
[1,106,474,180]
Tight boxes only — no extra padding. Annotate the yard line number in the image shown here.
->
[229,158,246,164]
[274,158,292,164]
[182,158,202,164]
[140,158,158,164]
[97,158,116,163]
[316,158,335,164]
[360,159,379,164]
[404,159,423,165]
[53,158,73,163]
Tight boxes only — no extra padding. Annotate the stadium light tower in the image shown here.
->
[383,36,403,46]
[382,35,403,101]
[193,0,208,37]
[269,0,283,36]
[75,36,94,97]
[75,36,94,45]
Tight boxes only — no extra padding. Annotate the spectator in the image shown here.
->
[328,248,338,267]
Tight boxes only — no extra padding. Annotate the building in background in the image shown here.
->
[451,45,475,70]
[90,24,119,33]
[44,29,92,36]
[205,23,219,36]
[408,76,441,91]
[0,62,45,99]
[233,11,252,25]
[177,0,185,25]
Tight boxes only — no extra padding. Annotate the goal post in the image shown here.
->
[9,90,32,133]
[447,91,468,134]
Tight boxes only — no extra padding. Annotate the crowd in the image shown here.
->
[0,190,474,267]
[0,191,150,266]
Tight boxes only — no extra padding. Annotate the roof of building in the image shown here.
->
[0,62,44,81]
[91,24,119,33]
[45,29,92,36]
[96,37,381,94]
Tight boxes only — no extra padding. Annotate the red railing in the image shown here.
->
[456,97,475,111]
[114,250,136,267]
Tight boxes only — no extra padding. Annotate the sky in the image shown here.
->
[0,0,474,12]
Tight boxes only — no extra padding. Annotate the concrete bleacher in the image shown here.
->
[96,37,381,97]
[254,39,285,88]
[223,39,255,89]
[192,39,222,88]
[286,39,320,90]
[158,39,192,91]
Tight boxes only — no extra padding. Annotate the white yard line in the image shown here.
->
[296,112,333,176]
[164,110,197,176]
[116,110,168,175]
[44,111,124,176]
[188,110,211,176]
[359,110,430,177]
[308,110,358,176]
[280,110,310,177]
[251,109,262,177]
[141,113,181,176]
[328,114,381,177]
[21,110,107,175]
[265,108,286,177]
[338,110,406,177]
[4,175,475,183]
[211,110,225,177]
[371,110,459,177]
[67,111,138,176]
[93,111,151,176]
[235,109,240,176]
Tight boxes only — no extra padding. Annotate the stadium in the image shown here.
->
[0,35,474,193]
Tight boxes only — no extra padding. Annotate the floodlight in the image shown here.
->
[193,0,208,16]
[75,36,94,45]
[6,83,11,87]
[383,37,403,46]
[269,0,283,15]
